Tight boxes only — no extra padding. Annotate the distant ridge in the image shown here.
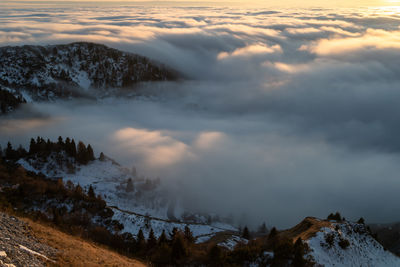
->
[0,42,178,102]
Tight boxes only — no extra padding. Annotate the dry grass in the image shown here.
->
[280,217,332,242]
[21,218,147,267]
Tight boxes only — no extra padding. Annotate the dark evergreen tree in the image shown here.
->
[16,145,27,158]
[258,222,268,234]
[269,227,278,239]
[70,139,77,158]
[357,217,365,224]
[327,212,342,221]
[77,141,88,164]
[136,229,146,251]
[99,152,106,161]
[169,227,178,241]
[242,226,250,239]
[147,228,157,249]
[88,185,95,199]
[126,178,134,193]
[87,144,95,161]
[158,230,168,245]
[5,142,15,160]
[65,137,71,153]
[293,238,307,267]
[184,225,194,243]
[29,138,36,155]
[171,234,187,263]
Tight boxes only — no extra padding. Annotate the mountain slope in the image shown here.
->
[17,154,238,243]
[0,42,177,101]
[5,137,236,244]
[283,217,400,267]
[0,211,146,267]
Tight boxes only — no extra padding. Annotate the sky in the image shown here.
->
[2,0,400,7]
[1,2,400,228]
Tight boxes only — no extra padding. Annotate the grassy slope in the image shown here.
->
[21,217,147,267]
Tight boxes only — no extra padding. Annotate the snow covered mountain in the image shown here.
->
[0,42,177,102]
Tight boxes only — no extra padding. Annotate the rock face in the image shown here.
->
[0,42,177,101]
[0,212,57,267]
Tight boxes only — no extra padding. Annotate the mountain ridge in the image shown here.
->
[0,42,178,103]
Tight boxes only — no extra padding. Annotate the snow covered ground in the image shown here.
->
[307,221,400,267]
[218,235,248,250]
[17,157,237,241]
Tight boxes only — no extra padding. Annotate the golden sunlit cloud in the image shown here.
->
[113,127,193,167]
[217,44,282,60]
[193,131,226,150]
[301,29,400,55]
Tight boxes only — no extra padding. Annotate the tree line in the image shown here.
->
[1,136,96,165]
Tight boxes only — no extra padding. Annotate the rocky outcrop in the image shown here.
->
[0,212,57,267]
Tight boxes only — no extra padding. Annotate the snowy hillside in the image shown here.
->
[306,219,400,267]
[0,42,177,101]
[18,156,237,242]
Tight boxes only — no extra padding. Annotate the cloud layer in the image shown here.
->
[1,3,400,227]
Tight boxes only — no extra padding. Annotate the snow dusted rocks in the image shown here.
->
[0,42,177,102]
[306,220,400,267]
[0,212,57,267]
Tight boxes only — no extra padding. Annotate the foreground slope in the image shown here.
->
[0,211,146,267]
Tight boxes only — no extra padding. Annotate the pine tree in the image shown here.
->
[88,185,95,199]
[147,228,157,249]
[29,138,36,155]
[158,230,168,245]
[126,178,134,193]
[16,145,27,158]
[170,227,178,241]
[184,225,194,243]
[171,234,187,263]
[258,222,268,234]
[99,152,105,161]
[293,238,307,267]
[136,229,146,251]
[70,139,77,158]
[87,144,95,161]
[5,142,15,159]
[65,137,71,154]
[57,136,64,152]
[77,141,88,164]
[57,136,63,145]
[242,226,250,239]
[269,227,278,239]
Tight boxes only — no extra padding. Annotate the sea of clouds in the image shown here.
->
[1,2,400,227]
